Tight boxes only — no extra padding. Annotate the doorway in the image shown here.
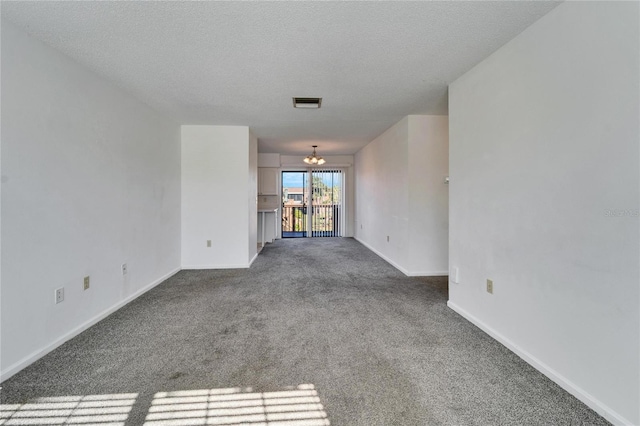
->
[282,170,343,238]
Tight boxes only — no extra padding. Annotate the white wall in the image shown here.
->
[355,118,410,268]
[407,116,449,274]
[355,115,449,276]
[0,21,182,379]
[448,2,639,425]
[181,125,257,268]
[248,132,258,260]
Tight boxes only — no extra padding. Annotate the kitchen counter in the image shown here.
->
[258,209,278,250]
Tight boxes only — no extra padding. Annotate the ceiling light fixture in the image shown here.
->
[303,145,326,165]
[293,97,322,109]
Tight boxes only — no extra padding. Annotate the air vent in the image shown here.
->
[293,97,322,109]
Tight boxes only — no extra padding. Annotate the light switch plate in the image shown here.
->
[451,267,459,283]
[486,279,493,294]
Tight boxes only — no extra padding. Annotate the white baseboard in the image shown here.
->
[1,267,181,382]
[353,237,447,277]
[405,270,449,277]
[447,301,632,426]
[181,263,251,269]
[354,237,410,275]
[248,253,258,267]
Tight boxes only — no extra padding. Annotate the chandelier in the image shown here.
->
[303,145,326,165]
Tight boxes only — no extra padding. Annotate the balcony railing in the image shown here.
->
[282,204,341,237]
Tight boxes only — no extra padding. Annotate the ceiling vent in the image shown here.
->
[293,97,322,109]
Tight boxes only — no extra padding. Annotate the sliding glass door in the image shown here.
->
[282,169,343,238]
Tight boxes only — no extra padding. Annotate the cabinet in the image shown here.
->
[258,168,279,195]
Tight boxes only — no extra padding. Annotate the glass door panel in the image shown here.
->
[311,170,342,237]
[281,171,307,238]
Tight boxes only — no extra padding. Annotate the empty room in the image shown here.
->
[1,1,638,426]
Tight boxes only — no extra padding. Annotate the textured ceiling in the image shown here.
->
[1,1,560,155]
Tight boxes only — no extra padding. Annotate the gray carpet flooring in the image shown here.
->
[1,238,609,425]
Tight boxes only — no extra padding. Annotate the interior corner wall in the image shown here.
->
[354,117,410,272]
[181,125,252,269]
[354,116,449,276]
[248,132,258,263]
[448,2,639,425]
[407,115,449,275]
[0,21,182,380]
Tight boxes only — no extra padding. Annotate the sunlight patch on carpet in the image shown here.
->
[0,392,138,425]
[143,384,330,426]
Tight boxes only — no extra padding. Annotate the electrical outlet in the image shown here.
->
[360,224,363,229]
[387,235,390,242]
[83,276,90,290]
[207,240,212,247]
[486,279,493,294]
[121,264,128,275]
[55,287,64,304]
